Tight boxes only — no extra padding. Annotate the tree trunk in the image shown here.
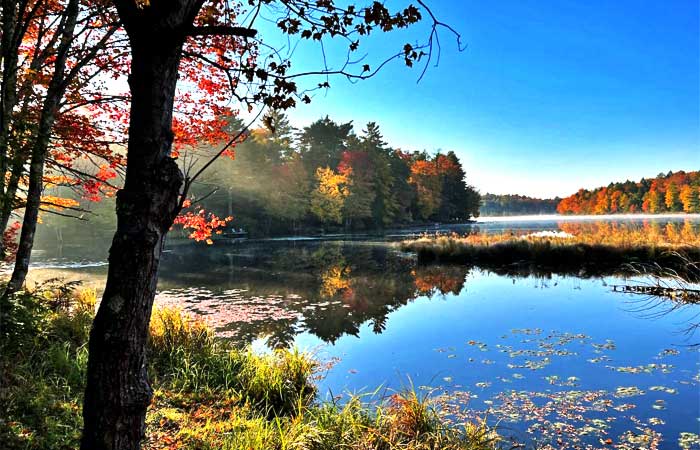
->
[3,0,79,295]
[0,0,21,256]
[4,120,54,292]
[0,160,23,256]
[0,0,20,190]
[81,32,185,450]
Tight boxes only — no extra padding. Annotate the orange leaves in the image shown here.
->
[435,154,460,175]
[410,159,438,177]
[96,165,117,182]
[173,203,233,243]
[40,195,80,210]
[558,170,700,215]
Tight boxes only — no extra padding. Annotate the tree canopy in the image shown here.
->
[557,171,700,215]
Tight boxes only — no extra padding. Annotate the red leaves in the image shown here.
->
[2,221,21,262]
[173,202,233,244]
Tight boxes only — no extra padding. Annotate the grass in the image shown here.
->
[401,222,700,281]
[0,285,498,450]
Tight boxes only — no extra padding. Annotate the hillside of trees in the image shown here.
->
[188,114,480,236]
[557,170,700,214]
[480,194,560,216]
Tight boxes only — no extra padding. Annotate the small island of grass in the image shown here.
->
[400,222,700,281]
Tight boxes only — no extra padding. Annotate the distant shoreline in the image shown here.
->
[476,213,700,222]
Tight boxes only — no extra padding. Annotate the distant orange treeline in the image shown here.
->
[557,170,699,214]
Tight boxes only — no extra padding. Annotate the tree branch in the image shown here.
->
[187,25,257,38]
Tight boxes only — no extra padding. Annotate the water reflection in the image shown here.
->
[152,241,700,348]
[156,242,470,347]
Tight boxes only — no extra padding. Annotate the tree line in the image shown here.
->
[557,170,700,215]
[479,194,560,216]
[185,114,480,237]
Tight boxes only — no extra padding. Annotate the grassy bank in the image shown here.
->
[0,285,497,450]
[401,222,700,281]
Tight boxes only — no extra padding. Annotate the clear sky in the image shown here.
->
[258,0,699,198]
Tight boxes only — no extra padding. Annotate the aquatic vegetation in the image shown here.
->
[680,432,700,450]
[401,221,700,280]
[432,327,699,449]
[614,386,645,398]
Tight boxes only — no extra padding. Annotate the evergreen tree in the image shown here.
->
[298,116,353,172]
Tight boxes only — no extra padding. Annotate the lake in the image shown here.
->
[22,215,700,449]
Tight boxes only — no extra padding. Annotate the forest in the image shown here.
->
[556,170,700,215]
[479,194,559,216]
[38,114,480,243]
[185,114,480,237]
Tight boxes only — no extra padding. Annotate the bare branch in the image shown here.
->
[187,25,257,38]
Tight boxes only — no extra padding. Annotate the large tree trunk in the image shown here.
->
[80,30,186,450]
[0,0,19,180]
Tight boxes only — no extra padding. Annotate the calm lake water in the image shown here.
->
[24,215,700,448]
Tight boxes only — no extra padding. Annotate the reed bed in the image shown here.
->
[401,222,700,281]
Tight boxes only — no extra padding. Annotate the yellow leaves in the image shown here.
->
[320,265,351,298]
[310,166,350,224]
[40,195,80,210]
[315,166,350,199]
[43,174,75,189]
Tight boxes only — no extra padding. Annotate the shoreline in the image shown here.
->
[476,213,700,222]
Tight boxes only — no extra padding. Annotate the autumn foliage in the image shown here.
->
[557,171,700,215]
[186,117,480,236]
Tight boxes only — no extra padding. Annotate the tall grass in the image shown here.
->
[2,288,499,450]
[401,222,700,281]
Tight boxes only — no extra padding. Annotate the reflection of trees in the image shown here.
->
[156,241,471,347]
[557,219,700,246]
[412,265,466,296]
[155,238,700,348]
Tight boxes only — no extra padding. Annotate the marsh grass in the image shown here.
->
[1,288,498,450]
[401,222,700,281]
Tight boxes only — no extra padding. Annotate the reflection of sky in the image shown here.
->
[299,272,699,445]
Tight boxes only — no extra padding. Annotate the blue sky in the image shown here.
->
[258,0,699,198]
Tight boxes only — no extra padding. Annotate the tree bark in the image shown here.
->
[80,21,187,450]
[0,0,22,256]
[4,0,79,294]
